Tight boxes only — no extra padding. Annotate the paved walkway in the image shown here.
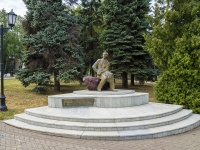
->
[0,121,200,150]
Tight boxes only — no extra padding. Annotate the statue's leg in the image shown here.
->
[109,73,115,91]
[97,76,106,91]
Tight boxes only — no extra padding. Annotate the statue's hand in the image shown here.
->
[97,71,102,75]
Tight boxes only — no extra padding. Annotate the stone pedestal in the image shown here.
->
[48,89,149,108]
[4,89,200,140]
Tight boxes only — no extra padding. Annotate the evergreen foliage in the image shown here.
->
[144,0,200,113]
[16,69,52,92]
[100,0,151,87]
[17,0,84,92]
[78,0,103,76]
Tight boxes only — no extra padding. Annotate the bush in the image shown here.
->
[155,68,200,113]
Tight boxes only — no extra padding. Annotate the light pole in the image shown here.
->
[0,9,17,111]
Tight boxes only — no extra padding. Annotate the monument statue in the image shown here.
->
[92,51,115,91]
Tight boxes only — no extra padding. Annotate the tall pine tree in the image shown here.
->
[144,0,200,113]
[17,0,84,92]
[100,0,150,88]
[78,0,103,76]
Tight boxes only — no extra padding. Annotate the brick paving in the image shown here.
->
[0,120,200,150]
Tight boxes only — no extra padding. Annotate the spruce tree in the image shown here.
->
[100,0,150,88]
[17,0,84,92]
[144,0,200,113]
[78,0,103,76]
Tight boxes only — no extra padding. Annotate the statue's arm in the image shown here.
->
[105,61,110,71]
[92,59,100,72]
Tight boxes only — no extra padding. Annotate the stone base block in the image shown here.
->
[48,89,149,108]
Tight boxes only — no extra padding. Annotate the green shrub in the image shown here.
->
[155,68,200,113]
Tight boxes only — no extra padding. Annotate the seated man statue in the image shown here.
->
[92,51,115,91]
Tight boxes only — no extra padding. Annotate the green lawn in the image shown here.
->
[0,78,155,120]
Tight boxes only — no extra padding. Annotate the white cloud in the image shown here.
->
[0,0,156,17]
[0,0,27,17]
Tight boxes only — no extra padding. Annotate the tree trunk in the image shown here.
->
[121,72,128,88]
[130,74,135,86]
[90,61,94,77]
[54,70,60,92]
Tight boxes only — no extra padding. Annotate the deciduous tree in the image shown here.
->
[0,9,24,75]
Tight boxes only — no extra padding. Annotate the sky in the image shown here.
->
[0,0,27,17]
[0,0,156,17]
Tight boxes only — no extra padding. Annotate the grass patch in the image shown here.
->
[0,78,155,120]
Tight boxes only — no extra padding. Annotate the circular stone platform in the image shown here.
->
[48,89,149,108]
[73,89,135,95]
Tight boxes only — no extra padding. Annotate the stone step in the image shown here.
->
[14,109,192,131]
[4,114,200,140]
[25,102,183,123]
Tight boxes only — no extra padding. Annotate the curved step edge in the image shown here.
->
[14,109,192,131]
[24,104,183,123]
[4,114,200,140]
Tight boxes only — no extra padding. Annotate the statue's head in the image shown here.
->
[103,51,108,58]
